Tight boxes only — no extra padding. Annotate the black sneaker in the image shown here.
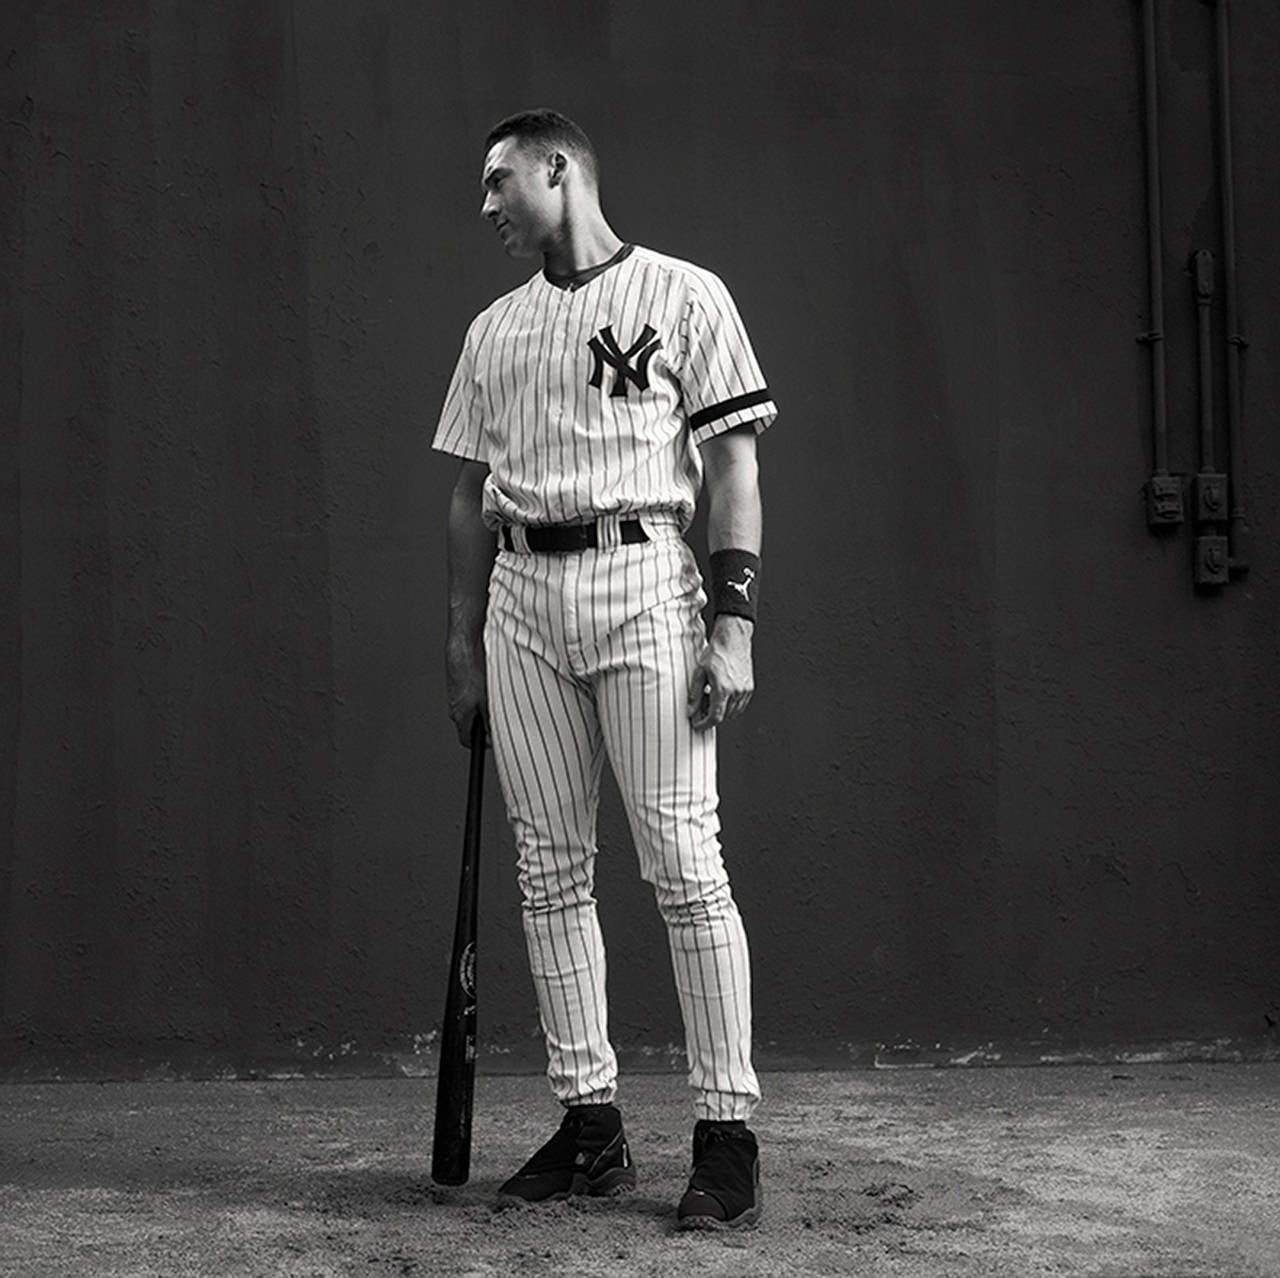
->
[676,1120,763,1230]
[498,1103,636,1202]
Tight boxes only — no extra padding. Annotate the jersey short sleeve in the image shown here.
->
[432,324,487,463]
[680,270,777,443]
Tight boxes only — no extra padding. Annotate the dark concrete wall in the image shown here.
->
[3,0,1279,1074]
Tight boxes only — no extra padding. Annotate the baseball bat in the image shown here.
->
[431,715,486,1185]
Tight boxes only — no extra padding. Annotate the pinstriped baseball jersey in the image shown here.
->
[432,244,776,524]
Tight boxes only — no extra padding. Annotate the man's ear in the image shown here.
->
[548,151,568,187]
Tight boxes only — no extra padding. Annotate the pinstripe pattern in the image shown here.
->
[434,247,777,531]
[434,246,771,1122]
[485,528,759,1120]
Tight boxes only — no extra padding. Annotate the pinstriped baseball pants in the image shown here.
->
[484,514,760,1122]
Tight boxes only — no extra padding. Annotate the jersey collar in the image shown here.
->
[542,242,635,292]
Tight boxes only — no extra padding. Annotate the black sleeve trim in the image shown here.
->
[688,388,773,433]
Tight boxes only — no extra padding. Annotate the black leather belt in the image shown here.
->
[501,519,649,553]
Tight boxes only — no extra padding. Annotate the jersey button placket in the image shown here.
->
[564,290,590,514]
[548,290,570,482]
[558,297,572,427]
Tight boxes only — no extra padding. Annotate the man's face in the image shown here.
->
[480,136,559,258]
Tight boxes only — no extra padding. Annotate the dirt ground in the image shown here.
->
[1,1063,1277,1276]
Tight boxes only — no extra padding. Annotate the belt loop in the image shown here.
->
[499,524,532,554]
[637,511,676,544]
[595,512,621,551]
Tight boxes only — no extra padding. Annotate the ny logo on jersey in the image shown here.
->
[587,323,663,399]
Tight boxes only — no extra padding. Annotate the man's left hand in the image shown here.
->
[688,615,755,732]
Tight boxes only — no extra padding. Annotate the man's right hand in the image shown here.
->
[447,646,489,748]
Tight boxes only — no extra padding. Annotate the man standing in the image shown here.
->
[433,109,775,1231]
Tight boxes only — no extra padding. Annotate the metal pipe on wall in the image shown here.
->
[1209,0,1251,573]
[1139,0,1183,527]
[1192,250,1229,586]
[1194,251,1216,474]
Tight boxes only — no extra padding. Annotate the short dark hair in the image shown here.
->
[484,109,600,186]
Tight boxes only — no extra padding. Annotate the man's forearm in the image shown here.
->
[446,463,496,655]
[688,428,761,729]
[699,427,762,674]
[703,429,762,555]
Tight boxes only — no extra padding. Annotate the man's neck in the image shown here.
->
[541,211,623,279]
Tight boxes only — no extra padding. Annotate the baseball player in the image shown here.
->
[434,109,775,1231]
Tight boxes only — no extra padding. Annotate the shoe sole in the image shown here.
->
[498,1165,637,1205]
[677,1182,764,1231]
[582,1165,637,1197]
[676,1201,762,1231]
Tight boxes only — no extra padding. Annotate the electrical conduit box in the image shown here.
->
[1146,474,1184,527]
[1193,473,1228,525]
[1195,534,1230,587]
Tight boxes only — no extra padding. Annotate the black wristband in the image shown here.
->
[710,548,760,623]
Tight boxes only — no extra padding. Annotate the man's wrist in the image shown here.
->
[711,613,754,641]
[709,548,760,624]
